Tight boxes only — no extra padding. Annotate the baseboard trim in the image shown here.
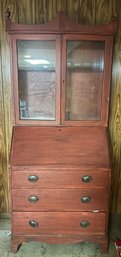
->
[0,213,10,219]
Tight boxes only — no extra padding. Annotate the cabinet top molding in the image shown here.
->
[5,9,118,35]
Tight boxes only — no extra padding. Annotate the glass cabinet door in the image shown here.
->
[13,34,111,126]
[14,36,60,124]
[63,38,105,122]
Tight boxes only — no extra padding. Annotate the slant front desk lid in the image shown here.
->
[10,126,110,168]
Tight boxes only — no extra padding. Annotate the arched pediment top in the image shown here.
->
[5,9,118,35]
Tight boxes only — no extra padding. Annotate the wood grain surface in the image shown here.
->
[12,211,107,235]
[0,0,121,213]
[12,188,109,211]
[10,126,110,167]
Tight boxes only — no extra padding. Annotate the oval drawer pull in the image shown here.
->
[81,196,91,203]
[29,220,39,228]
[28,175,39,182]
[81,175,92,183]
[28,195,39,203]
[80,221,90,228]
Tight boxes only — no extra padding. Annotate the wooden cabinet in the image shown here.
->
[6,11,118,253]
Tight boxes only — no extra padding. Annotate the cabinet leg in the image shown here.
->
[99,238,109,254]
[11,237,22,253]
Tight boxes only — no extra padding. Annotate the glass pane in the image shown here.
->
[65,40,105,121]
[17,40,56,120]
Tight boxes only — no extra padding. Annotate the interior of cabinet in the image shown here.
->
[18,70,56,120]
[17,40,57,121]
[13,34,109,125]
[65,40,104,121]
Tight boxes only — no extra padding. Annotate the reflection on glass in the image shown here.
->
[17,40,56,120]
[66,40,105,121]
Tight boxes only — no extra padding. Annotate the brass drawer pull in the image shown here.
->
[81,175,92,183]
[80,221,90,228]
[28,175,39,182]
[29,220,39,228]
[28,195,39,203]
[81,196,91,203]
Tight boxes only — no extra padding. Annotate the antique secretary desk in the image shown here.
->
[5,10,118,253]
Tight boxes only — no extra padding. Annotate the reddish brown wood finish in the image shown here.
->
[10,34,113,126]
[61,34,113,126]
[12,211,107,235]
[6,11,117,254]
[12,188,108,211]
[10,235,108,254]
[9,125,110,253]
[11,34,61,125]
[10,126,110,167]
[11,168,109,189]
[6,11,118,35]
[6,12,118,126]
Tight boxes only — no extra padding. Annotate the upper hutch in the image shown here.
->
[6,10,118,253]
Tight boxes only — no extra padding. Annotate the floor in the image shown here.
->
[0,215,121,257]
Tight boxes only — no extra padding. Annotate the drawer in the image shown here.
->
[12,188,108,211]
[11,168,110,189]
[12,211,107,235]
